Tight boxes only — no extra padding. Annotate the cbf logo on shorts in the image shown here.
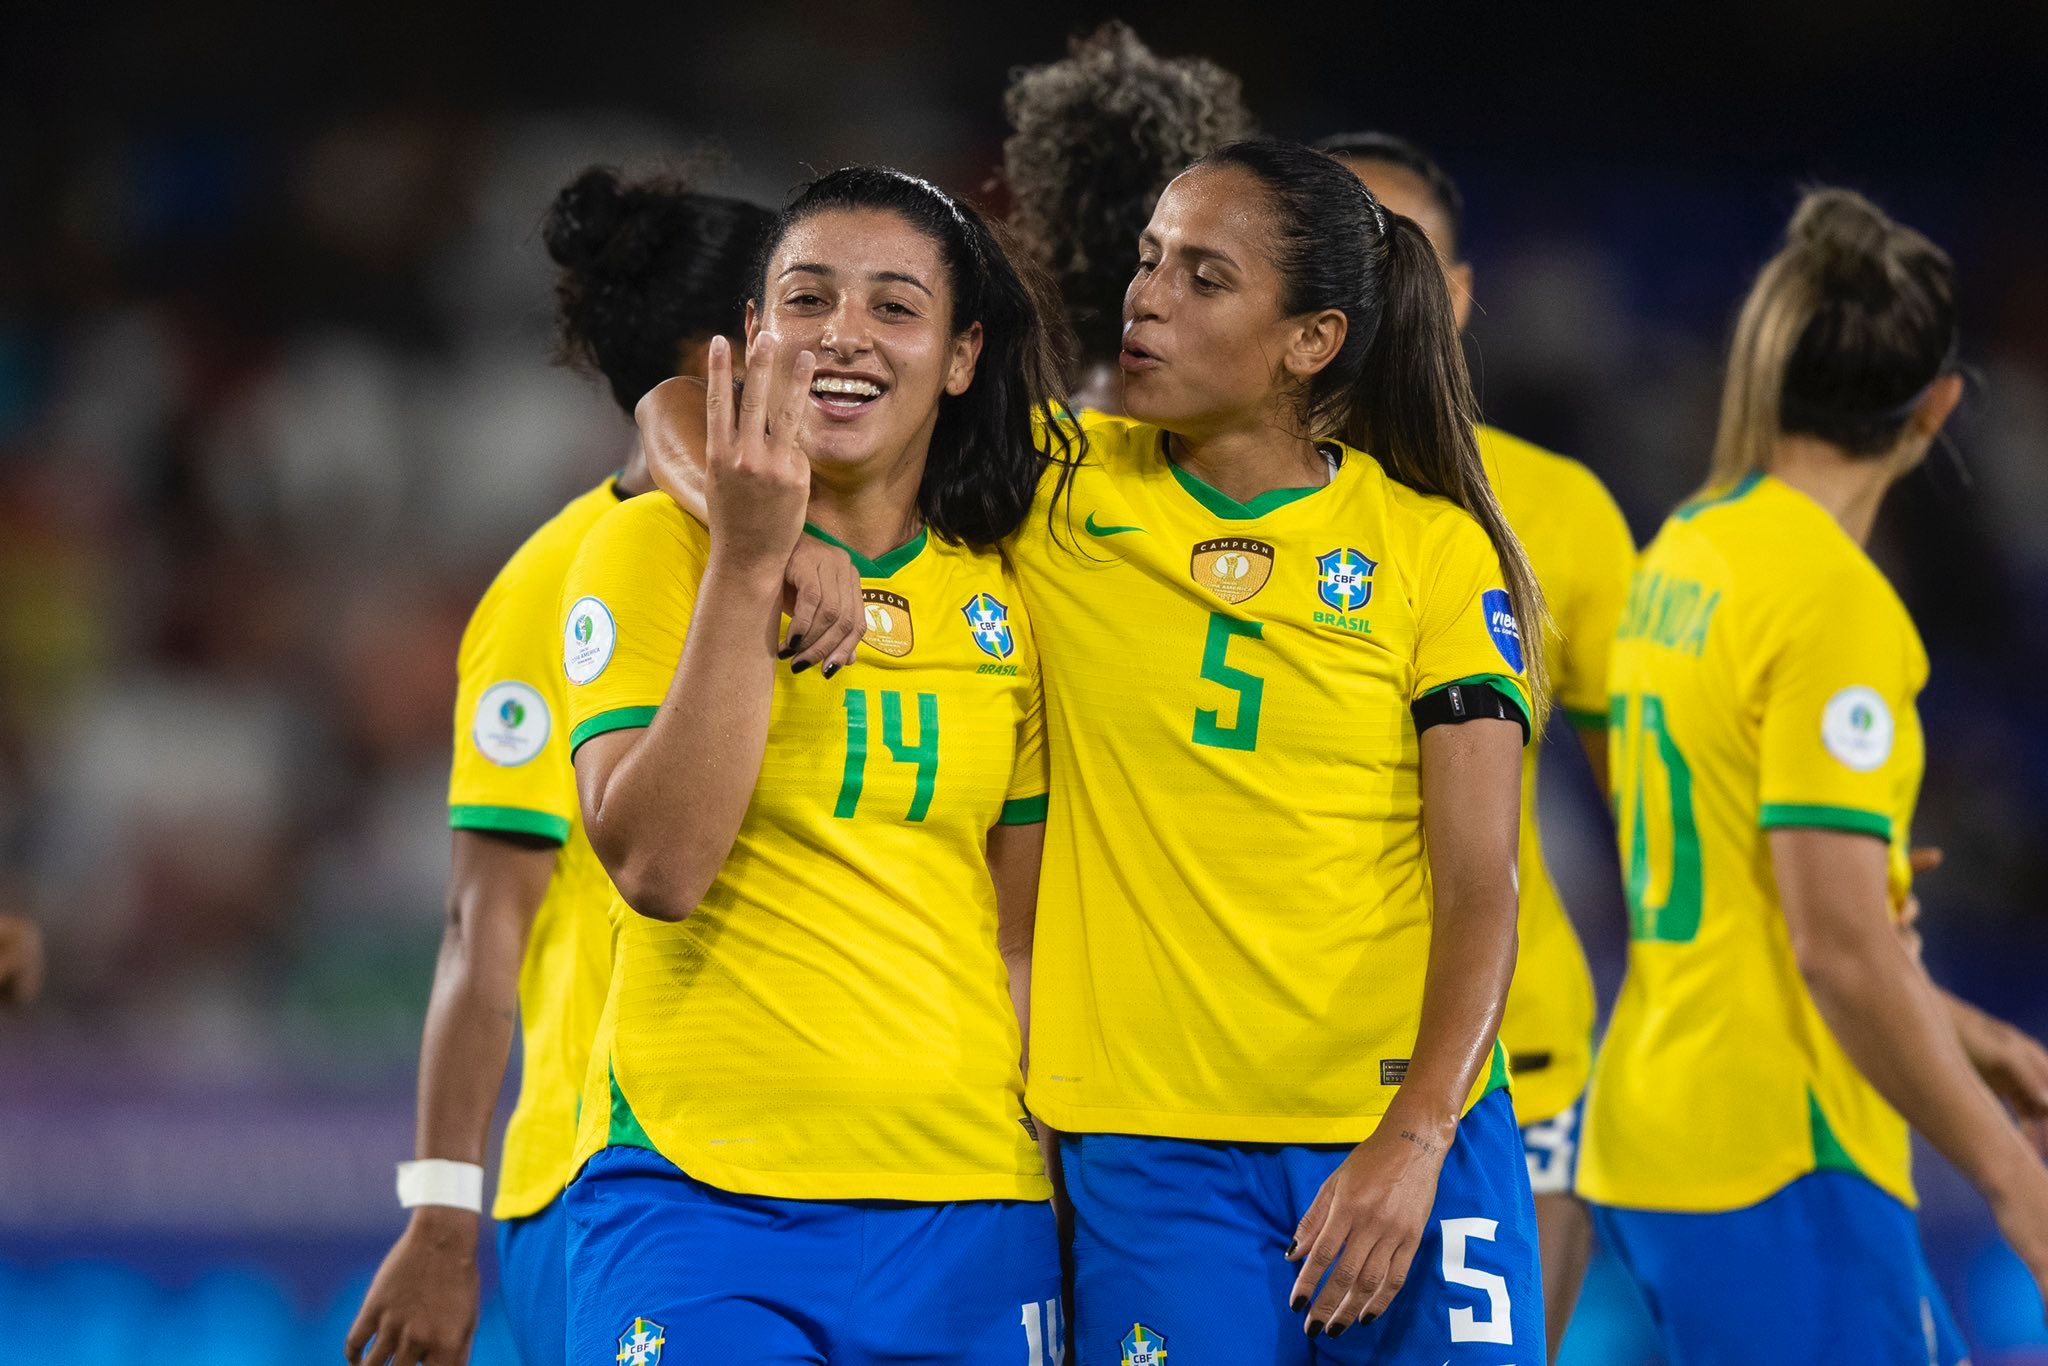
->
[472,680,549,766]
[1121,1323,1168,1365]
[1482,588,1524,672]
[1316,548,1376,612]
[961,592,1015,660]
[1822,685,1893,772]
[564,596,616,684]
[615,1316,665,1366]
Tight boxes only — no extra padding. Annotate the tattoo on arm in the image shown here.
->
[1397,1129,1440,1158]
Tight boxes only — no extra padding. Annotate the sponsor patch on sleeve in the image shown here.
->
[563,596,617,684]
[1481,588,1524,672]
[1821,685,1893,772]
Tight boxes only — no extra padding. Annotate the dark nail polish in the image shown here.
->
[785,635,804,655]
[1290,1295,1306,1313]
[821,663,839,679]
[1306,1321,1323,1340]
[1328,1322,1347,1339]
[791,661,812,675]
[1286,1239,1297,1258]
[1361,1313,1377,1326]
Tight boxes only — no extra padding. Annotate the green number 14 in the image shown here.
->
[1612,691,1704,942]
[836,689,939,821]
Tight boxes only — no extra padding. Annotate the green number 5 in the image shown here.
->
[1614,691,1704,942]
[1193,613,1264,752]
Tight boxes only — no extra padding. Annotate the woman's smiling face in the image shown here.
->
[749,207,983,476]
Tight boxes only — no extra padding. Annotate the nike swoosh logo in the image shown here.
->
[1084,512,1145,537]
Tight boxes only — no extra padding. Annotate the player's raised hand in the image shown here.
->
[343,1209,480,1366]
[1284,1119,1447,1337]
[704,332,815,572]
[0,914,43,1008]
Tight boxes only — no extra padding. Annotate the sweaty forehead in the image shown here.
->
[1149,164,1280,261]
[773,208,950,291]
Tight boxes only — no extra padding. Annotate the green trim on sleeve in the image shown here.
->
[998,793,1048,826]
[1759,803,1892,840]
[1417,673,1533,745]
[448,805,570,845]
[1564,706,1610,731]
[570,705,661,756]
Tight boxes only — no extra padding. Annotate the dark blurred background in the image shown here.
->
[1,2,2044,1361]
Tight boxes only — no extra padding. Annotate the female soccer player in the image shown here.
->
[559,166,1071,1366]
[640,139,1552,1365]
[1319,129,1634,1357]
[1580,187,2048,1363]
[1001,20,1253,416]
[345,167,770,1366]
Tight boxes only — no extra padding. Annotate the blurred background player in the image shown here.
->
[1580,187,2048,1364]
[1318,129,1634,1358]
[1000,20,1253,416]
[345,167,771,1366]
[560,167,1070,1366]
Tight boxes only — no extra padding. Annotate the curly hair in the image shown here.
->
[542,166,773,413]
[1001,22,1255,366]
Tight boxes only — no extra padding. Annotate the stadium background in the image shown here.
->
[2,1,2044,1361]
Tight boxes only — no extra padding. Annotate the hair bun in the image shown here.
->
[1788,187,1898,294]
[544,166,639,275]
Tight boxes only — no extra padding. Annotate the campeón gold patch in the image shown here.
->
[861,589,913,657]
[1190,537,1274,604]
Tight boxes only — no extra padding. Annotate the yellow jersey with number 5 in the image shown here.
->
[1480,426,1635,1127]
[1579,472,1926,1212]
[560,493,1050,1203]
[1018,412,1524,1144]
[448,478,624,1221]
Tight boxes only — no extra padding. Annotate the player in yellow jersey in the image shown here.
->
[1580,188,2048,1364]
[1019,136,1548,1366]
[1318,130,1635,1357]
[560,166,1076,1366]
[1002,20,1253,418]
[637,139,1555,1365]
[344,168,770,1366]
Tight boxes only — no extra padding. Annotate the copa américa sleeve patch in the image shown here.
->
[1481,588,1525,672]
[1821,685,1893,772]
[563,596,616,684]
[472,680,550,767]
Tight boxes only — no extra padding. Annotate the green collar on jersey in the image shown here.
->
[1674,469,1763,521]
[1163,435,1338,520]
[802,522,929,579]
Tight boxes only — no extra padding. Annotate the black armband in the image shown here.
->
[1411,680,1530,744]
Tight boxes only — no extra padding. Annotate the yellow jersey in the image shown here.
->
[561,494,1051,1203]
[1579,472,1927,1212]
[1020,413,1524,1143]
[1480,426,1635,1125]
[447,478,623,1220]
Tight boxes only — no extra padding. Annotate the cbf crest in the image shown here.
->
[1190,537,1274,604]
[616,1316,665,1366]
[1316,548,1377,613]
[1122,1323,1168,1365]
[961,592,1014,660]
[861,589,914,657]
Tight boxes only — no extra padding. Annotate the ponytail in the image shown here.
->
[1707,186,1957,490]
[1347,214,1549,724]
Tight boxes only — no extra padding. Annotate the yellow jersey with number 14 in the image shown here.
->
[1580,472,1926,1212]
[561,494,1051,1203]
[1019,413,1525,1144]
[1480,426,1635,1127]
[447,478,624,1221]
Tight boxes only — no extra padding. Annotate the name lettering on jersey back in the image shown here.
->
[1617,571,1719,657]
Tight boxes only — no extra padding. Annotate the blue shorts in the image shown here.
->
[1592,1170,1968,1366]
[564,1145,1062,1366]
[1518,1092,1585,1199]
[1061,1088,1544,1365]
[496,1190,570,1366]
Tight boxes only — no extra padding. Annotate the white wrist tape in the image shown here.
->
[396,1159,485,1212]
